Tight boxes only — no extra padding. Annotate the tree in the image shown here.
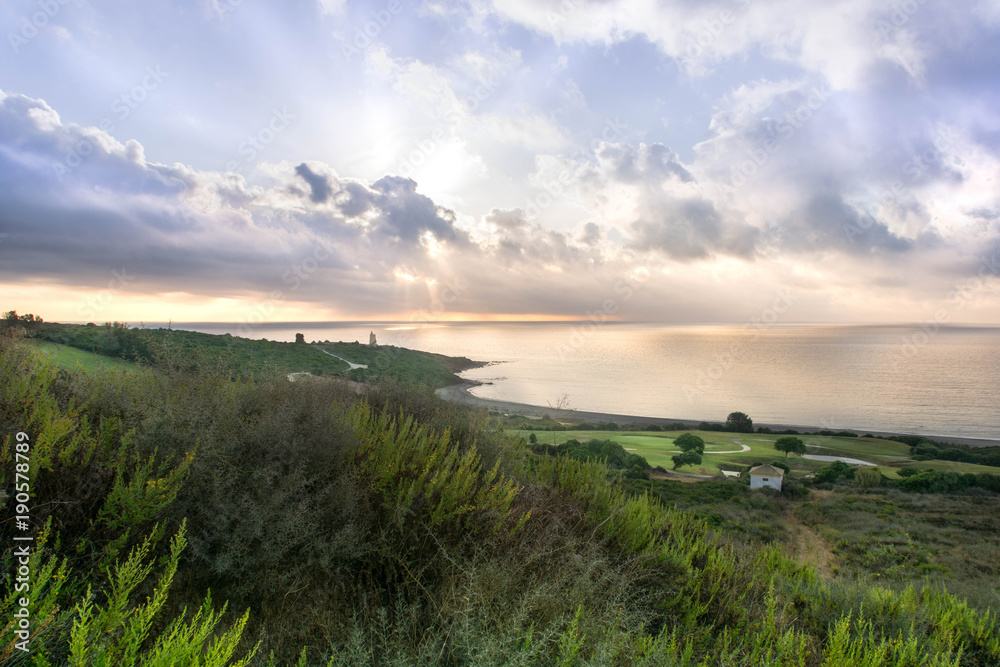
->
[774,436,807,458]
[528,433,537,444]
[725,411,753,433]
[854,466,882,490]
[672,450,702,470]
[674,433,705,455]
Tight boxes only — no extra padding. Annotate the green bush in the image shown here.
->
[813,460,855,485]
[854,466,883,490]
[531,438,650,476]
[895,471,975,494]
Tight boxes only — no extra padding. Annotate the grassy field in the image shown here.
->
[796,489,1000,613]
[29,340,136,373]
[516,428,991,477]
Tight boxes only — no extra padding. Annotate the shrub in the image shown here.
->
[780,479,809,499]
[813,461,854,484]
[697,421,727,432]
[768,461,791,474]
[67,522,258,667]
[977,473,1000,493]
[895,471,972,494]
[853,466,882,490]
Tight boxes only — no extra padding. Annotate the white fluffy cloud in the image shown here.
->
[483,0,976,90]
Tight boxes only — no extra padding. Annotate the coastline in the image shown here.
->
[436,380,1000,449]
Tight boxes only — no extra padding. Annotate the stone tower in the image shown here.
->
[369,331,378,347]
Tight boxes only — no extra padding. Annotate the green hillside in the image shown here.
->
[2,332,998,665]
[29,339,136,373]
[28,321,479,388]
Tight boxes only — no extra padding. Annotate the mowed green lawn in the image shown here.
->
[29,341,136,373]
[517,429,991,478]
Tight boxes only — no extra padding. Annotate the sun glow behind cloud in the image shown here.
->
[0,0,998,324]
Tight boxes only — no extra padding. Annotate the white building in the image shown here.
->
[749,464,784,491]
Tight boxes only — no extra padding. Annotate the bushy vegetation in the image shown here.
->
[795,490,1000,614]
[2,331,999,665]
[908,440,1000,468]
[815,461,1000,495]
[26,321,479,388]
[327,341,482,388]
[530,438,650,478]
[32,321,348,377]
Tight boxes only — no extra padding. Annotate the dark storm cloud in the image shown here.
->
[367,175,467,244]
[295,163,332,203]
[0,91,474,308]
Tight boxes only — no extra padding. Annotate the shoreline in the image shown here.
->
[436,380,1000,448]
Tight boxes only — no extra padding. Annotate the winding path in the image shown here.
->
[727,438,754,454]
[320,349,367,370]
[801,454,876,466]
[652,438,753,455]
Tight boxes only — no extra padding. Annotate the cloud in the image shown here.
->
[295,163,333,203]
[316,0,346,15]
[532,141,759,260]
[1,86,998,323]
[0,90,618,319]
[482,112,568,150]
[580,221,601,245]
[477,0,989,92]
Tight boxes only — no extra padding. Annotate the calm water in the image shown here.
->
[169,322,1000,440]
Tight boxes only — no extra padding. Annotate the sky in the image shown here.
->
[1,0,999,325]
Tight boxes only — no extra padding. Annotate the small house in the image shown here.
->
[749,464,784,491]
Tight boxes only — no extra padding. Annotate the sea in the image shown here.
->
[164,322,1000,441]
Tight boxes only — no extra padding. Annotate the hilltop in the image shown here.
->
[25,319,482,389]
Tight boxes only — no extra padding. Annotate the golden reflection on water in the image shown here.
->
[182,322,1000,439]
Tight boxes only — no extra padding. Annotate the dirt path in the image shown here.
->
[783,497,838,578]
[320,349,367,369]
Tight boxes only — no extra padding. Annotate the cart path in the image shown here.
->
[631,438,752,455]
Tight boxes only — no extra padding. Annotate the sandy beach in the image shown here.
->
[436,380,1000,449]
